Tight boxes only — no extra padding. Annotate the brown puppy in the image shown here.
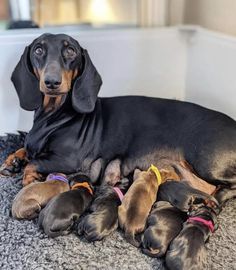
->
[118,165,177,247]
[12,173,69,220]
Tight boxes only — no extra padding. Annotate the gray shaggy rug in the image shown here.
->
[0,134,235,270]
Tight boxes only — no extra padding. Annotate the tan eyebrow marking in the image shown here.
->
[64,41,68,46]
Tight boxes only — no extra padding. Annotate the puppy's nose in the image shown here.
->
[44,78,62,90]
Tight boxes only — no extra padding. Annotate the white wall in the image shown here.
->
[0,27,187,135]
[185,27,236,120]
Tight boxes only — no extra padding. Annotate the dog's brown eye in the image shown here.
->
[35,46,43,56]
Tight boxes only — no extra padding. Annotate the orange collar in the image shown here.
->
[71,182,93,195]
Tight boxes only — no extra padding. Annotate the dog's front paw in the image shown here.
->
[0,148,27,176]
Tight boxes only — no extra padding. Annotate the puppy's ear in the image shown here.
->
[72,49,102,114]
[11,46,42,111]
[133,169,142,181]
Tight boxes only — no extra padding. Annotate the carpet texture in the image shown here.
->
[0,134,235,270]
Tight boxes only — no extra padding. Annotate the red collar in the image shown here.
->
[187,217,214,233]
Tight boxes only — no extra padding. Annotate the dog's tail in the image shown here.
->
[125,230,141,247]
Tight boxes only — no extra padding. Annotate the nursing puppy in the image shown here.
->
[12,173,69,220]
[38,174,93,237]
[157,180,219,212]
[141,201,186,258]
[77,178,130,242]
[118,165,177,247]
[165,205,218,270]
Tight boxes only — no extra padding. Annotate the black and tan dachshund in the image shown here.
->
[156,180,219,212]
[1,33,236,204]
[38,175,93,237]
[165,205,218,270]
[77,178,130,242]
[141,201,187,258]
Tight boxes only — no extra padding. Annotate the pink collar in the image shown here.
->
[187,217,214,233]
[113,187,124,201]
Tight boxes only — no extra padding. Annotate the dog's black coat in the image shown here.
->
[165,206,218,270]
[38,176,93,237]
[77,178,130,242]
[142,201,186,258]
[10,33,236,203]
[157,181,219,212]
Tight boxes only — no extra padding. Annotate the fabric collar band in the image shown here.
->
[113,187,124,201]
[187,216,214,233]
[148,164,162,185]
[46,174,68,184]
[71,182,93,195]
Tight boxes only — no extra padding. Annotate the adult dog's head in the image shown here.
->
[11,33,102,113]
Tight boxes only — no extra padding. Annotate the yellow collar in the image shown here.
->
[148,164,162,185]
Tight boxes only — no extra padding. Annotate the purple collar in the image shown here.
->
[46,173,68,184]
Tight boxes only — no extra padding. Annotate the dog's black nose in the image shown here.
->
[44,78,61,89]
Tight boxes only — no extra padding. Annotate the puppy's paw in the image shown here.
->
[142,247,163,258]
[0,148,27,176]
[77,220,84,236]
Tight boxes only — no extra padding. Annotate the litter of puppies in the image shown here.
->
[10,162,220,270]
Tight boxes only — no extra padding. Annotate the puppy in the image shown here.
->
[141,201,186,258]
[38,175,93,237]
[12,173,69,220]
[157,180,219,212]
[118,165,176,247]
[77,178,130,241]
[165,205,218,270]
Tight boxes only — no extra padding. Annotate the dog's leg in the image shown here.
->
[214,184,236,205]
[0,148,28,176]
[189,152,236,205]
[23,163,43,186]
[209,163,236,205]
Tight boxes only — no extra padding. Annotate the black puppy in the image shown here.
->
[157,180,219,212]
[141,201,187,258]
[77,178,130,242]
[165,205,218,270]
[38,175,93,237]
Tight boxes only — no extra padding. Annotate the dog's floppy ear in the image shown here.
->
[11,46,42,111]
[72,49,102,113]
